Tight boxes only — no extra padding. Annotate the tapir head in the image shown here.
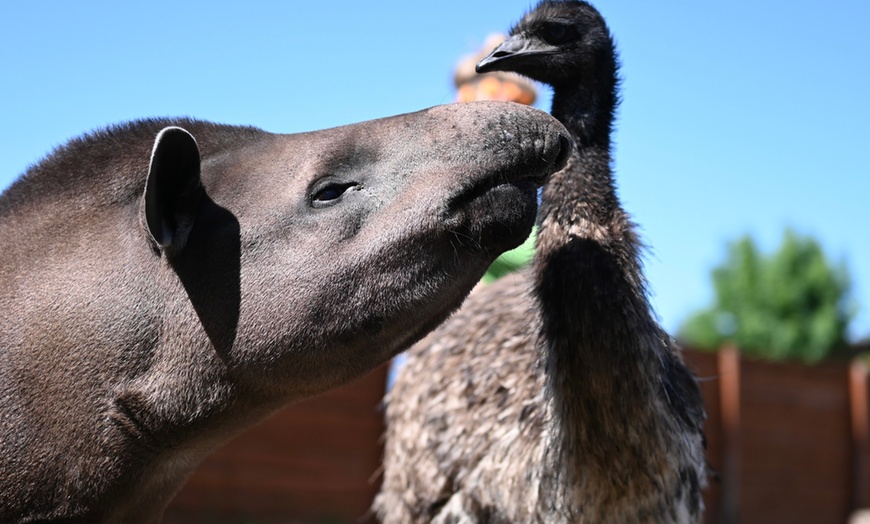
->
[142,101,569,398]
[0,101,568,520]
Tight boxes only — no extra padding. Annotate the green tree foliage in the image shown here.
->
[679,230,854,362]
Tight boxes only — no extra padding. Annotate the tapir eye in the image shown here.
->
[310,182,357,208]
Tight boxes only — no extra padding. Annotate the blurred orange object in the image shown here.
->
[454,33,538,105]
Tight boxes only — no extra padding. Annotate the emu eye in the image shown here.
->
[311,182,357,207]
[542,24,574,45]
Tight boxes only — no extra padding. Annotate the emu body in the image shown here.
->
[0,102,569,522]
[377,2,707,523]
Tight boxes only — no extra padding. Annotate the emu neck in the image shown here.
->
[539,82,621,238]
[536,80,642,290]
[533,78,668,480]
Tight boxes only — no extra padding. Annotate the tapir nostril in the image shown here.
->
[532,133,571,185]
[555,134,572,171]
[536,133,571,184]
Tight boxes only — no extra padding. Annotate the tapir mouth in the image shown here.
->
[444,132,570,216]
[445,174,536,216]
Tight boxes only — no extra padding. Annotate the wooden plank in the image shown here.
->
[738,356,851,524]
[718,346,741,524]
[851,360,870,509]
[683,349,724,524]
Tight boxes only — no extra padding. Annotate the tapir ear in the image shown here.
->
[144,126,203,253]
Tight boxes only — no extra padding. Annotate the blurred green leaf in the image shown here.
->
[482,227,537,283]
[678,229,854,363]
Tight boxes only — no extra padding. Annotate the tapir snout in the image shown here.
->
[0,100,568,521]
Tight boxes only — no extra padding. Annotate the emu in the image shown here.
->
[375,2,707,522]
[0,102,569,522]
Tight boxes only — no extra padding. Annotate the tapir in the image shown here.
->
[0,101,569,521]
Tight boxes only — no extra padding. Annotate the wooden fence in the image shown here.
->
[164,350,870,523]
[164,364,388,524]
[686,348,870,524]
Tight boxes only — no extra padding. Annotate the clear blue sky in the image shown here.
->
[2,1,868,342]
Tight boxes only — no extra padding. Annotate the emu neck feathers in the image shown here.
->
[533,77,670,471]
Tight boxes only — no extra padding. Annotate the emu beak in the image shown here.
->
[476,35,530,73]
